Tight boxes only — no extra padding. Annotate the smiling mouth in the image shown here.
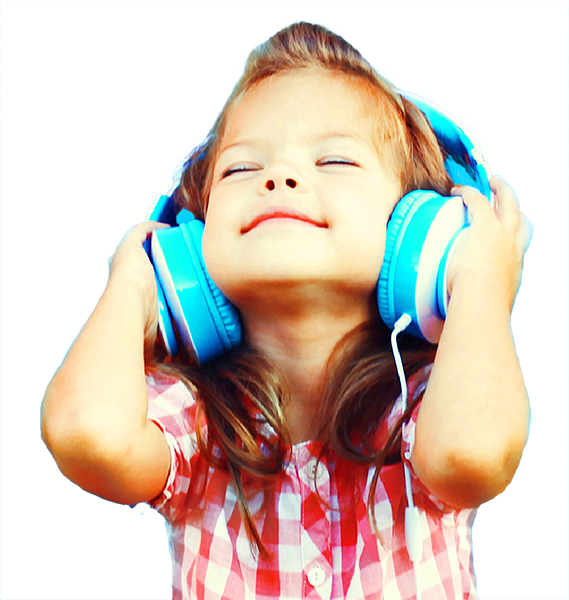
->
[241,209,328,234]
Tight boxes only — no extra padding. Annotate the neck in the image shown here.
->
[240,288,374,443]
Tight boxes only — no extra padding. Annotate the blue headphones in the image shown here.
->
[146,93,492,363]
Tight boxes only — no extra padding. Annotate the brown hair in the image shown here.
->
[154,22,452,559]
[176,21,452,219]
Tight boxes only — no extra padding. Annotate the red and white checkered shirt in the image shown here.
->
[146,365,478,599]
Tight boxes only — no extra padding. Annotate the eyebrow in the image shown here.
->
[218,132,372,156]
[315,132,362,141]
[216,140,257,158]
[314,132,374,148]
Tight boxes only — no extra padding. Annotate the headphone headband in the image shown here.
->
[144,136,210,226]
[403,92,492,199]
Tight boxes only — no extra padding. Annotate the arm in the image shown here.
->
[41,221,171,505]
[412,176,532,508]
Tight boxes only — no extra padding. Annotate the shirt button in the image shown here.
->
[307,565,327,587]
[306,458,325,480]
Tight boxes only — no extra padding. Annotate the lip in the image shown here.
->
[241,207,328,234]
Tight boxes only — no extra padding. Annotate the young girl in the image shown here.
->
[41,22,531,599]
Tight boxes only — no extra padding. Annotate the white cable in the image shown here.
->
[391,316,416,510]
[391,314,423,600]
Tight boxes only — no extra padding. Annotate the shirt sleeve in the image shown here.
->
[145,372,201,521]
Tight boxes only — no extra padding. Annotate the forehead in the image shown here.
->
[219,68,380,150]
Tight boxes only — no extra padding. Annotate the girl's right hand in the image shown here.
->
[108,221,170,356]
[42,219,173,505]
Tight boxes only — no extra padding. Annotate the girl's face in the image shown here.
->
[202,68,402,313]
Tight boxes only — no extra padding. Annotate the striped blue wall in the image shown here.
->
[0,0,569,600]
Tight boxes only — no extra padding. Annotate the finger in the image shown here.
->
[118,221,171,250]
[132,220,170,240]
[516,212,534,255]
[111,221,170,264]
[450,184,493,221]
[489,176,521,233]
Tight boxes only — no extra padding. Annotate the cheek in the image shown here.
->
[345,201,389,253]
[201,202,246,300]
[367,231,387,280]
[340,220,387,287]
[201,217,227,287]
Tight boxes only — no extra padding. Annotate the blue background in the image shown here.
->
[1,2,567,599]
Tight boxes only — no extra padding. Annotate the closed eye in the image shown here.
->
[221,164,261,179]
[317,157,359,167]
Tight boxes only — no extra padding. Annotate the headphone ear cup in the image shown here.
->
[178,220,243,354]
[378,191,420,331]
[150,222,242,363]
[377,190,468,343]
[154,272,180,357]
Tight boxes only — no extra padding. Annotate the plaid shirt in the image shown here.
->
[146,366,478,599]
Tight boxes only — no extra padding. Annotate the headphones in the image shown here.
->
[146,93,492,363]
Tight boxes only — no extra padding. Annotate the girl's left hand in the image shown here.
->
[414,176,532,508]
[446,176,533,312]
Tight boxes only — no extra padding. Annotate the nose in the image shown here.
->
[265,178,297,191]
[259,163,306,195]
